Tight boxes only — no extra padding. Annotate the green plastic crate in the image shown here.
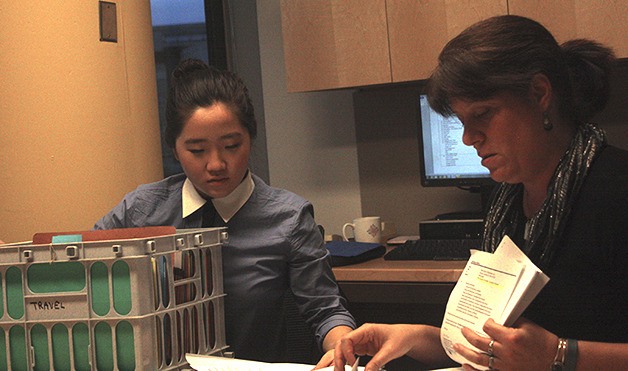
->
[0,228,229,370]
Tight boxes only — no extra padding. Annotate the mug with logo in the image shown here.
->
[342,216,382,243]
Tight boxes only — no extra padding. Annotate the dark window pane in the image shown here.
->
[151,0,227,177]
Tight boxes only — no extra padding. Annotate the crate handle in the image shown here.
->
[112,244,123,257]
[146,240,157,254]
[176,237,185,249]
[23,249,34,262]
[194,233,204,246]
[65,245,79,259]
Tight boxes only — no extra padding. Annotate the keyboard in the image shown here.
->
[384,239,481,261]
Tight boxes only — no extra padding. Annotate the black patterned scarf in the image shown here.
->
[481,123,606,270]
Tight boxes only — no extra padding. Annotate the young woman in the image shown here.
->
[95,59,355,366]
[334,15,628,371]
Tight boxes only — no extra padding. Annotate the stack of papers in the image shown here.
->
[440,236,549,370]
[186,354,363,371]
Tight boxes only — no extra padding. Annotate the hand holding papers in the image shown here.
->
[440,236,549,370]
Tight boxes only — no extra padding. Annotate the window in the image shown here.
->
[151,0,228,177]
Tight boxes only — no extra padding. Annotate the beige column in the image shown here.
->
[0,1,163,242]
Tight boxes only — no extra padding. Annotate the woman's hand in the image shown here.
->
[311,325,354,369]
[454,318,558,371]
[312,349,335,370]
[333,323,436,371]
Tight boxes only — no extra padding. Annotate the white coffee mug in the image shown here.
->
[342,216,382,243]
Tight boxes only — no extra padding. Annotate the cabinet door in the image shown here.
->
[509,0,627,58]
[387,0,507,83]
[280,0,391,92]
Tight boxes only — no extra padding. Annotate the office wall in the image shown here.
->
[255,0,363,236]
[354,83,481,236]
[355,61,628,236]
[0,1,162,242]
[225,0,270,183]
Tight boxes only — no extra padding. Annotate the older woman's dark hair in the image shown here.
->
[426,15,616,123]
[164,59,257,148]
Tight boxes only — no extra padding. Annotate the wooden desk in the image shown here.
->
[332,256,466,326]
[333,257,466,283]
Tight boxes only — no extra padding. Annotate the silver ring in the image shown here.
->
[488,339,495,355]
[488,355,495,370]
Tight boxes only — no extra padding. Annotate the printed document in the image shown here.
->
[440,235,549,370]
[186,354,362,371]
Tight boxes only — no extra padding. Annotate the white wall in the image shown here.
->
[256,0,363,235]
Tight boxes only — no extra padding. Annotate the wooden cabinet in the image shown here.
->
[280,0,391,92]
[280,0,626,92]
[280,0,505,92]
[509,0,627,58]
[387,0,506,83]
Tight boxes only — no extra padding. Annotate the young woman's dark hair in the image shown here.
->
[164,59,257,149]
[426,15,616,123]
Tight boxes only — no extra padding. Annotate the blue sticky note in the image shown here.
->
[51,234,83,244]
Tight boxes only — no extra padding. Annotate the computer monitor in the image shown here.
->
[417,94,495,217]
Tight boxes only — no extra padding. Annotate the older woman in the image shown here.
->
[334,15,627,371]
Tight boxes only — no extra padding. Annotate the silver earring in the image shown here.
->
[543,113,553,131]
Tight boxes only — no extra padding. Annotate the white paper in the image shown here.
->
[439,236,549,370]
[186,354,363,371]
[493,236,550,325]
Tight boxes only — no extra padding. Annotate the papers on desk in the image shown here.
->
[186,354,363,371]
[440,235,549,370]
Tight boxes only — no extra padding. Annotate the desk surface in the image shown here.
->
[332,255,466,283]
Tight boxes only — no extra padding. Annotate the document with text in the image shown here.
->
[186,354,363,371]
[440,235,549,370]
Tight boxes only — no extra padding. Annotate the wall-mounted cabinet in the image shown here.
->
[280,0,627,93]
[279,0,506,92]
[279,0,392,92]
[509,0,627,58]
[387,0,506,83]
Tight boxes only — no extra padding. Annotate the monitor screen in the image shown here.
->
[418,94,492,187]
